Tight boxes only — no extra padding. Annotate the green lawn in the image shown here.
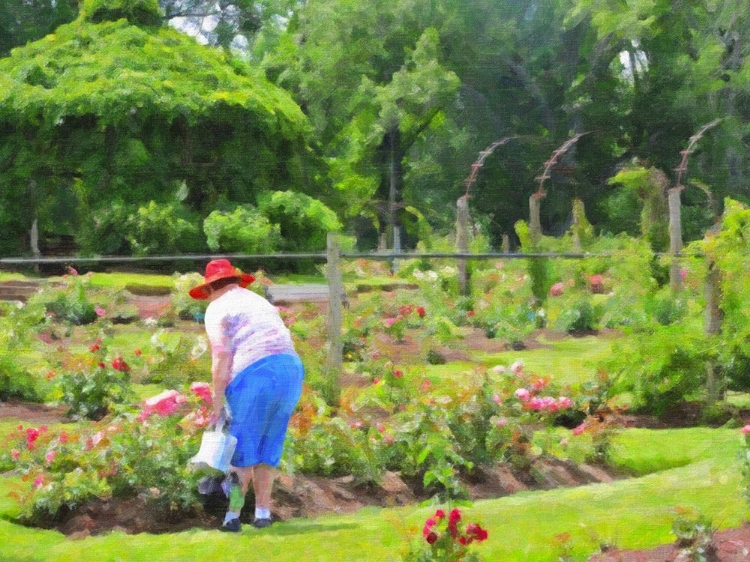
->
[425,332,619,389]
[0,424,745,562]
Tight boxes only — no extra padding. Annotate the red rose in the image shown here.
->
[466,522,488,542]
[111,357,131,372]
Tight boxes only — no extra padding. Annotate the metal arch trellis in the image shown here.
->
[462,137,517,197]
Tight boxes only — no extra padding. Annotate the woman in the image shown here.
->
[190,259,304,532]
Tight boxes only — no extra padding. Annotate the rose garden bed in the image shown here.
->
[3,263,750,561]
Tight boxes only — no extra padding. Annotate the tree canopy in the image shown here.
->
[1,0,750,255]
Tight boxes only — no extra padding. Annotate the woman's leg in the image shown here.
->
[221,465,253,530]
[252,463,275,512]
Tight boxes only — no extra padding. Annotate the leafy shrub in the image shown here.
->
[124,201,205,256]
[0,302,46,402]
[78,201,204,256]
[286,415,381,483]
[171,273,209,321]
[52,337,136,420]
[670,506,715,556]
[203,204,281,253]
[0,349,42,402]
[742,426,750,506]
[142,331,210,387]
[81,0,162,26]
[257,190,342,252]
[27,273,98,326]
[384,403,471,498]
[645,289,687,326]
[554,298,600,334]
[605,326,709,416]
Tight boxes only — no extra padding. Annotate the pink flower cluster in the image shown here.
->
[514,388,573,412]
[137,390,187,421]
[589,274,605,294]
[190,382,212,403]
[550,282,564,297]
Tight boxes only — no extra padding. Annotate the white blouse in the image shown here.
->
[204,287,296,379]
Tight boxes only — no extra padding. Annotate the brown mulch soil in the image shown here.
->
[588,524,750,561]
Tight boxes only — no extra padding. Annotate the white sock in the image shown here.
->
[224,511,240,524]
[255,507,270,520]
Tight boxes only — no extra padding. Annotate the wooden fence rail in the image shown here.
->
[1,242,708,394]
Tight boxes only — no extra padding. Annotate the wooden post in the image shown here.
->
[668,186,684,291]
[456,195,470,295]
[501,234,510,254]
[529,192,544,245]
[391,226,401,274]
[326,233,344,402]
[704,223,724,405]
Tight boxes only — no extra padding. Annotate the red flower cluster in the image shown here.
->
[22,425,47,451]
[421,508,488,548]
[110,356,130,373]
[397,304,427,319]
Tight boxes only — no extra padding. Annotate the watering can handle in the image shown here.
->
[213,405,231,433]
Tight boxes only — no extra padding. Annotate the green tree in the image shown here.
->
[0,0,315,256]
[0,0,79,57]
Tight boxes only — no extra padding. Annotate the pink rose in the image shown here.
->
[139,389,186,420]
[190,382,212,403]
[572,423,586,436]
[549,282,564,297]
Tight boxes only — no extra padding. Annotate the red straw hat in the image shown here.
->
[189,259,255,300]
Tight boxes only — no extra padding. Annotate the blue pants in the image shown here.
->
[225,353,304,468]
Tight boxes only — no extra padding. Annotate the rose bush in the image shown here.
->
[51,336,137,420]
[5,383,212,524]
[403,507,488,562]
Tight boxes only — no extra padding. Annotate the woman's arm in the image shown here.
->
[211,347,233,421]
